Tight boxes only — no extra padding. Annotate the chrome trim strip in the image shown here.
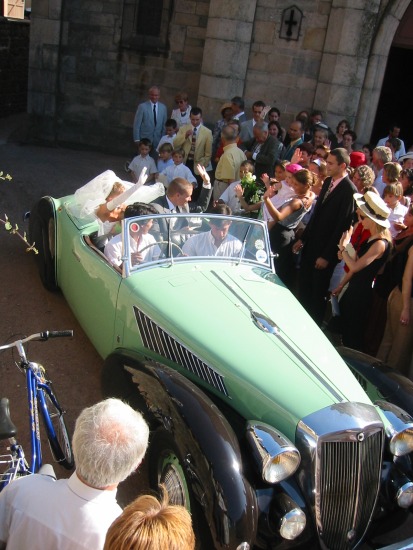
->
[211,270,343,402]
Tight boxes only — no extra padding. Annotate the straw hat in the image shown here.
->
[354,191,390,227]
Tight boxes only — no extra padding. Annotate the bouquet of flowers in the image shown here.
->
[240,173,263,204]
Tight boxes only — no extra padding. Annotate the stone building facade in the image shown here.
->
[0,17,30,117]
[27,0,413,154]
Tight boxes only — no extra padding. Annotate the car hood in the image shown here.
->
[121,263,374,440]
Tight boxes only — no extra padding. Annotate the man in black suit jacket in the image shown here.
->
[293,148,356,326]
[151,170,212,238]
[241,121,281,182]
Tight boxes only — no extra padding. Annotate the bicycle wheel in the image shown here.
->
[38,388,74,469]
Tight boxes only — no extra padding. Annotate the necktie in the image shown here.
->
[323,180,334,202]
[188,127,197,160]
[153,104,157,126]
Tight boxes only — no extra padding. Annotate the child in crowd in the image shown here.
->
[383,182,408,239]
[399,168,413,207]
[156,119,178,152]
[129,139,158,184]
[157,142,174,172]
[160,148,197,187]
[218,160,255,214]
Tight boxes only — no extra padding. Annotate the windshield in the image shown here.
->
[120,214,273,276]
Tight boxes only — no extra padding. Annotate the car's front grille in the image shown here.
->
[297,403,384,550]
[318,430,383,550]
[134,307,229,396]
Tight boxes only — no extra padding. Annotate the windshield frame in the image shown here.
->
[120,213,274,277]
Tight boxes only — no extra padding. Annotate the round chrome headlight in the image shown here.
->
[246,421,300,483]
[396,481,413,509]
[376,400,413,457]
[279,508,306,540]
[390,428,413,457]
[263,449,301,484]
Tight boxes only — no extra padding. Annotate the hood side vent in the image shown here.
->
[134,307,229,397]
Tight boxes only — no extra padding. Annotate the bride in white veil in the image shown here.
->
[69,169,164,247]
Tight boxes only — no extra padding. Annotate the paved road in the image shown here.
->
[0,114,412,547]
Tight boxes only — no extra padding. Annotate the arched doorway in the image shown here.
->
[371,3,413,149]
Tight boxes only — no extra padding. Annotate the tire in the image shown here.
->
[148,429,213,549]
[28,198,58,291]
[38,388,74,470]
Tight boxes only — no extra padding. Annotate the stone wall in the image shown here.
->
[28,0,210,154]
[0,17,30,117]
[27,0,411,153]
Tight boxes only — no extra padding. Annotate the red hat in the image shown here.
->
[350,151,366,168]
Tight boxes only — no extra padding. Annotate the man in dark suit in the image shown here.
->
[151,169,212,238]
[133,86,168,150]
[293,148,356,326]
[241,121,281,182]
[281,120,304,161]
[230,96,246,124]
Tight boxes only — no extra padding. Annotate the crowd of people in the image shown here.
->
[128,85,413,378]
[1,87,413,550]
[71,85,413,378]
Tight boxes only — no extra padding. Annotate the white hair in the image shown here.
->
[72,398,149,489]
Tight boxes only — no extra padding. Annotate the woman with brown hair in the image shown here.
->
[263,168,316,288]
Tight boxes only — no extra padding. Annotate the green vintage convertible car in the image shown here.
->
[29,195,413,550]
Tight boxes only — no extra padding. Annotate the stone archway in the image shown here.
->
[355,0,412,145]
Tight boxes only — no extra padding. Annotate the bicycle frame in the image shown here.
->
[0,330,74,488]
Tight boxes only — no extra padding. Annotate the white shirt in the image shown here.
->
[388,202,408,238]
[182,231,242,257]
[156,134,176,152]
[263,180,295,222]
[161,163,197,185]
[377,136,406,159]
[104,232,160,267]
[129,155,158,179]
[373,169,386,196]
[0,472,121,550]
[219,180,242,213]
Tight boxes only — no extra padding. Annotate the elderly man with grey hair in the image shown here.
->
[241,120,281,182]
[372,145,393,196]
[0,398,149,550]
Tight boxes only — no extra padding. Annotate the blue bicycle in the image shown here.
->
[0,331,74,490]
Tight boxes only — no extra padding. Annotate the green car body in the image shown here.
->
[29,195,413,550]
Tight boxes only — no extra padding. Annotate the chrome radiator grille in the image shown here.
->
[133,307,229,396]
[318,430,383,550]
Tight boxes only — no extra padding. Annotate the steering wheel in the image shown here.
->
[137,240,184,257]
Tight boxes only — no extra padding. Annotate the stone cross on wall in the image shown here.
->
[280,6,302,41]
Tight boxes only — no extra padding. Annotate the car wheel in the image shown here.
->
[29,198,57,291]
[148,428,213,549]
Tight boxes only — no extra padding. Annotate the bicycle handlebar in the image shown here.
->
[40,330,74,340]
[0,330,74,351]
